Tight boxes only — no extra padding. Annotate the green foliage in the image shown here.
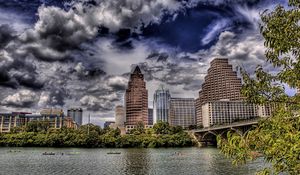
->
[0,122,194,148]
[25,120,51,133]
[218,1,300,174]
[129,121,145,135]
[153,121,171,134]
[219,107,300,174]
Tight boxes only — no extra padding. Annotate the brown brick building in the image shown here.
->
[125,66,148,125]
[196,58,243,126]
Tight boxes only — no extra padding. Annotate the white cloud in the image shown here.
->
[2,90,39,107]
[0,8,30,33]
[201,19,230,45]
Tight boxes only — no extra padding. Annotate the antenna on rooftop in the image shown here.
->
[88,113,91,135]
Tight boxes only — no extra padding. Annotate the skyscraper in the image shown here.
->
[153,86,171,123]
[169,98,196,128]
[196,58,243,126]
[115,105,126,127]
[67,108,83,126]
[125,66,148,126]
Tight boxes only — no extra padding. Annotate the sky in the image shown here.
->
[0,0,293,126]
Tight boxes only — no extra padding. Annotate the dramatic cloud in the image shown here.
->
[10,0,193,62]
[0,0,288,125]
[2,90,39,108]
[0,25,15,49]
[195,31,267,72]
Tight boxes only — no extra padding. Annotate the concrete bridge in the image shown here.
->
[188,119,260,147]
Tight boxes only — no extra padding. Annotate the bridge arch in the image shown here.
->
[202,131,217,140]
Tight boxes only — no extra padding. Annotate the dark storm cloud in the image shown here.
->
[10,0,193,62]
[0,25,16,49]
[141,0,278,52]
[0,0,285,118]
[0,0,71,25]
[45,88,67,106]
[136,52,206,91]
[146,52,169,62]
[0,48,44,90]
[78,75,128,111]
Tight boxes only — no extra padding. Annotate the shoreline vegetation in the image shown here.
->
[0,121,195,148]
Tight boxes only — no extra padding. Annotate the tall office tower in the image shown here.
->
[125,66,148,125]
[169,98,196,128]
[148,108,153,125]
[153,87,171,124]
[67,108,83,126]
[196,58,243,126]
[115,105,126,127]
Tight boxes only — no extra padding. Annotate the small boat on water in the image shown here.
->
[42,152,55,155]
[66,152,80,155]
[107,152,121,155]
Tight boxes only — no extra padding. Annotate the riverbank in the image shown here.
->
[0,122,195,148]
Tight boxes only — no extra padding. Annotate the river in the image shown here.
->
[0,147,266,175]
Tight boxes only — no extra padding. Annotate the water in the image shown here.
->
[0,147,266,175]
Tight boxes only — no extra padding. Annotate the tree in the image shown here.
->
[218,1,300,174]
[25,120,50,132]
[129,121,145,135]
[153,121,171,134]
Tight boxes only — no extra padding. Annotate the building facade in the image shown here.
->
[67,108,83,126]
[125,66,148,125]
[257,104,276,118]
[148,108,153,125]
[202,101,258,128]
[0,109,76,133]
[63,117,78,129]
[196,58,243,126]
[169,98,196,128]
[153,87,171,124]
[115,105,126,127]
[0,112,28,133]
[26,108,65,129]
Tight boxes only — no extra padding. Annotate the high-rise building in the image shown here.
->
[196,58,243,126]
[153,87,171,123]
[67,108,83,126]
[115,105,126,127]
[148,108,153,125]
[169,98,196,128]
[202,100,258,128]
[125,66,148,126]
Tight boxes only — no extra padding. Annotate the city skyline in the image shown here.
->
[0,0,295,127]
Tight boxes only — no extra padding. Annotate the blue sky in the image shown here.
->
[0,0,293,125]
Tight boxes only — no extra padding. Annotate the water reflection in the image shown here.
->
[0,147,264,175]
[123,149,150,175]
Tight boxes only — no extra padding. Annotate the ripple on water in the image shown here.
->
[0,147,265,175]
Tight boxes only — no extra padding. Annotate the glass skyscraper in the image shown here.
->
[67,108,83,126]
[153,87,171,124]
